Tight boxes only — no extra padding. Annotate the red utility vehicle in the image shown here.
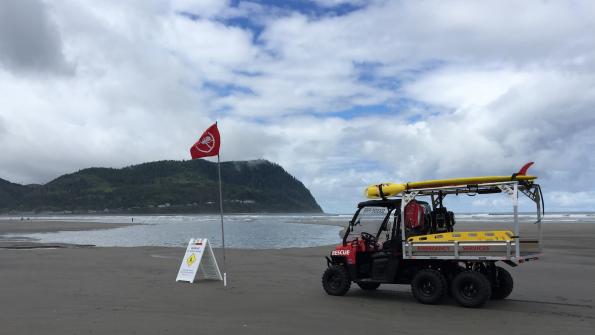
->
[322,178,543,308]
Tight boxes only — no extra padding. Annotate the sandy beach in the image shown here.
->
[0,220,594,334]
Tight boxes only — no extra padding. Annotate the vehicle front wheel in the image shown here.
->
[357,282,381,291]
[491,266,514,299]
[451,271,492,308]
[411,269,447,304]
[322,265,351,296]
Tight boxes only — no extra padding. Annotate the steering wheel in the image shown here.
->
[360,232,378,247]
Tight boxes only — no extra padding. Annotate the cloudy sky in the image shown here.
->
[1,0,594,213]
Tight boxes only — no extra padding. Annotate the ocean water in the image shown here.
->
[456,212,595,223]
[3,212,592,249]
[5,214,347,249]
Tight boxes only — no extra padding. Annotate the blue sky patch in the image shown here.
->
[230,0,366,18]
[203,81,255,97]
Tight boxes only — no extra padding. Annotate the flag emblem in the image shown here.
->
[194,132,216,154]
[190,122,220,159]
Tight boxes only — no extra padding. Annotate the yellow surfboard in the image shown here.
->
[365,162,537,199]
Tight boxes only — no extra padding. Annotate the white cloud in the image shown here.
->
[405,67,529,108]
[0,0,594,213]
[0,0,72,74]
[160,16,258,69]
[548,191,595,211]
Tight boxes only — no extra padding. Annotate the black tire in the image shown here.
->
[411,269,447,304]
[322,265,351,296]
[491,266,514,300]
[451,271,492,308]
[357,282,381,291]
[445,265,467,297]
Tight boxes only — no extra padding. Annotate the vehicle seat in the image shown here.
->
[382,239,399,252]
[432,207,455,233]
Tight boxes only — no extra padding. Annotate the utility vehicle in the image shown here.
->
[322,163,543,308]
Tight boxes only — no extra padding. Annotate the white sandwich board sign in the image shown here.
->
[176,238,222,283]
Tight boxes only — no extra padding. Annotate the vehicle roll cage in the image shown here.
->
[345,181,544,262]
[398,181,543,261]
[342,199,403,245]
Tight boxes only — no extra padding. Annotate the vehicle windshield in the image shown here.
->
[347,206,390,240]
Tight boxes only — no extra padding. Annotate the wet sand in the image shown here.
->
[0,219,132,234]
[0,221,593,334]
[0,219,133,248]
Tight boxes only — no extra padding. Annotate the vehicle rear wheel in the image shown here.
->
[491,266,513,299]
[451,271,492,308]
[322,265,351,296]
[357,282,381,291]
[411,269,447,304]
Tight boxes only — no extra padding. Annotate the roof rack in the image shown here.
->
[387,180,543,263]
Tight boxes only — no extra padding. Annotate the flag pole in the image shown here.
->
[217,153,227,287]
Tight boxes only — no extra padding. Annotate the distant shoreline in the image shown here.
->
[3,211,594,218]
[0,211,334,218]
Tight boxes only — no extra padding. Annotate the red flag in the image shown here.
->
[190,122,220,159]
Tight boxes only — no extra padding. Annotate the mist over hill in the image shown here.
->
[0,159,323,214]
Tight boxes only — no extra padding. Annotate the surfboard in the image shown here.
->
[365,162,537,199]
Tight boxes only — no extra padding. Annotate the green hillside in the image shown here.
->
[0,160,323,214]
[0,178,28,210]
